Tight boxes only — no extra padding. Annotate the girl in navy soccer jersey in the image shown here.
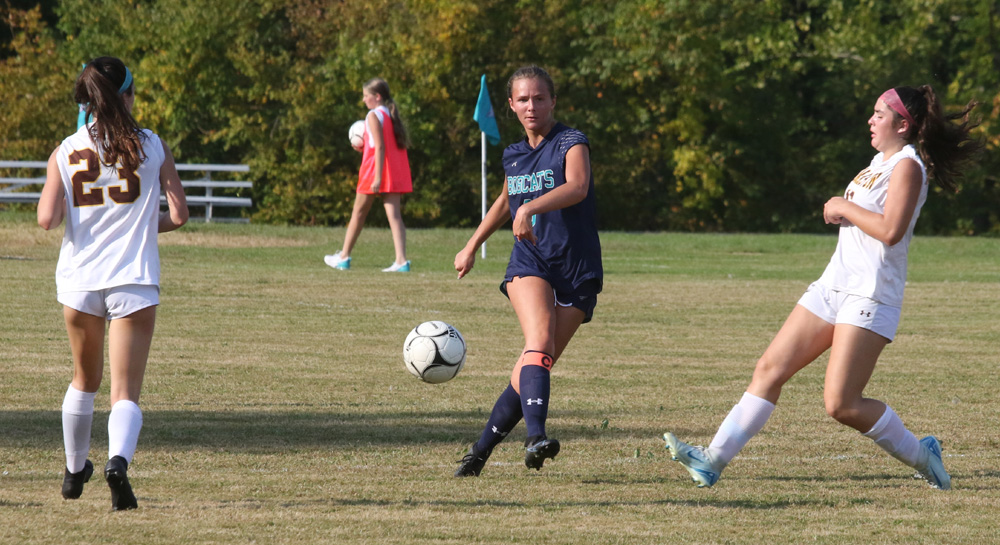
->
[453,66,602,477]
[663,85,981,490]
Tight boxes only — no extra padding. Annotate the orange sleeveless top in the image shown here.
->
[358,106,412,194]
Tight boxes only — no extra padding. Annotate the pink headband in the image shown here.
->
[879,89,916,128]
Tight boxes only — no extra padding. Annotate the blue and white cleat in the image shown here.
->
[914,436,951,490]
[382,260,411,272]
[663,432,722,488]
[324,251,351,270]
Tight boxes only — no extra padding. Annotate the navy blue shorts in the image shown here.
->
[500,276,601,324]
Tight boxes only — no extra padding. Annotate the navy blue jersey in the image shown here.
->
[502,123,603,294]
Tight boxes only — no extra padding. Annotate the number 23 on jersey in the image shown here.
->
[69,148,141,207]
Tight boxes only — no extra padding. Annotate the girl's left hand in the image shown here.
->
[512,208,536,244]
[370,179,381,193]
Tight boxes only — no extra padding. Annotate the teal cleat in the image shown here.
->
[324,251,351,270]
[382,260,411,272]
[663,432,722,488]
[914,436,951,490]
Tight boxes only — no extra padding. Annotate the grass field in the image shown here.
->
[2,210,999,545]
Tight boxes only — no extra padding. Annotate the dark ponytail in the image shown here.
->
[894,85,983,192]
[74,57,147,173]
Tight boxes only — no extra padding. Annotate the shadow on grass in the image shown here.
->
[0,409,672,451]
[228,496,842,510]
[588,471,980,492]
[954,470,1000,491]
[0,499,44,508]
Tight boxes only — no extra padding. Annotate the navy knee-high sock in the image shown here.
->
[519,353,553,443]
[473,384,522,455]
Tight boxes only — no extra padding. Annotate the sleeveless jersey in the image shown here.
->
[53,124,166,293]
[816,145,928,307]
[358,105,412,194]
[503,123,603,293]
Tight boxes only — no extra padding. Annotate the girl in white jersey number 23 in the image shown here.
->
[38,56,188,511]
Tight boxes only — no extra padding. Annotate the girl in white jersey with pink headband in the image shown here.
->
[38,56,188,510]
[663,86,981,490]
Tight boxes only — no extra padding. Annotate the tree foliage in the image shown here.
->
[1,0,996,233]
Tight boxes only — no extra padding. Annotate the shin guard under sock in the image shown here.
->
[707,391,775,467]
[516,351,554,441]
[863,404,922,467]
[107,400,143,464]
[62,385,97,473]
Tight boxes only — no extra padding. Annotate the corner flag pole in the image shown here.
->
[481,131,488,258]
[473,74,501,260]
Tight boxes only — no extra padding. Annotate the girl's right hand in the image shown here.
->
[455,247,476,279]
[823,196,847,225]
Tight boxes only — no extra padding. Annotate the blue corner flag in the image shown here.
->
[473,74,501,146]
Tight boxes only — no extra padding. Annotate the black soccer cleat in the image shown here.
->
[524,437,560,470]
[454,448,492,477]
[104,456,138,511]
[61,459,94,499]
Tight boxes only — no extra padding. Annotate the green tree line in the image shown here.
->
[2,0,997,233]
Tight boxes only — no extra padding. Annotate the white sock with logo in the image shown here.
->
[863,404,923,468]
[707,392,776,467]
[62,385,97,473]
[108,400,143,464]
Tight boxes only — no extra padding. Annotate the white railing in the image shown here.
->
[0,160,252,223]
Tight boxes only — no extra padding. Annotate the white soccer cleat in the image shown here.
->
[663,432,723,488]
[382,260,411,272]
[914,436,951,490]
[324,251,351,270]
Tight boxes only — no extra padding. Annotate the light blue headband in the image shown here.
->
[119,66,133,94]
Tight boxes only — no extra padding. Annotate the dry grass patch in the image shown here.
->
[3,213,999,545]
[159,230,313,248]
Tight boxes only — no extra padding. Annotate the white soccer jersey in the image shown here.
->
[54,125,165,293]
[365,105,389,148]
[816,145,928,307]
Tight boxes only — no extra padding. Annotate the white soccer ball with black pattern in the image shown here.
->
[403,321,466,383]
[348,120,365,148]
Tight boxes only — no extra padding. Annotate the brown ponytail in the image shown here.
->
[363,78,410,149]
[893,85,983,192]
[75,57,147,173]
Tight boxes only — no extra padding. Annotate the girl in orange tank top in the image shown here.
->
[324,78,413,272]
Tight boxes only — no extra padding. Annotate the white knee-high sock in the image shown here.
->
[62,385,97,473]
[108,400,143,464]
[863,405,923,468]
[708,392,776,466]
